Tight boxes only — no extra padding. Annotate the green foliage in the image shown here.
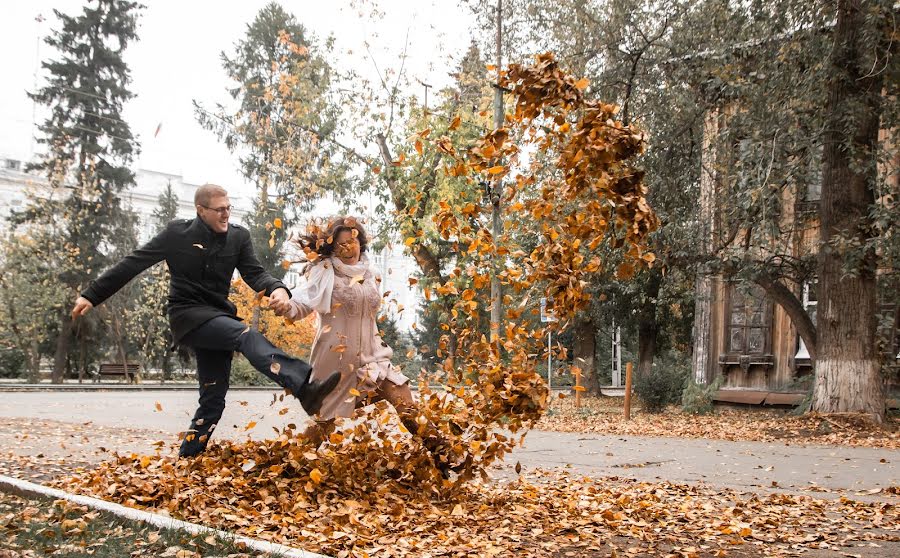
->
[633,351,690,413]
[0,348,26,379]
[230,354,276,387]
[681,376,724,416]
[130,184,181,378]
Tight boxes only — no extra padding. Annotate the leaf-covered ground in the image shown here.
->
[537,396,900,449]
[47,402,898,558]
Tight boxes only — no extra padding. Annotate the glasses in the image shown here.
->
[201,205,232,216]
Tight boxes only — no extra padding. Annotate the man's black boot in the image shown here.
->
[178,418,215,458]
[295,371,341,416]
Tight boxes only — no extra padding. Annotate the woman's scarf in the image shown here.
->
[293,254,372,315]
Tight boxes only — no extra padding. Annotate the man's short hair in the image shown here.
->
[194,184,228,207]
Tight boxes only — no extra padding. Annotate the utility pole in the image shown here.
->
[417,79,432,116]
[490,0,503,345]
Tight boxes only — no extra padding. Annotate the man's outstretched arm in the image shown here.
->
[73,224,170,319]
[235,228,291,303]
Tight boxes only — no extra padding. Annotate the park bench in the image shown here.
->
[97,362,141,383]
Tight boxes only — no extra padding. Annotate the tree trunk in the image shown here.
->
[27,340,41,384]
[252,306,261,331]
[572,317,598,393]
[637,321,659,382]
[811,0,885,422]
[52,313,73,384]
[753,271,817,360]
[636,271,662,381]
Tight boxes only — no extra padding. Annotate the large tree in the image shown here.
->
[811,0,893,420]
[196,1,345,282]
[16,0,142,383]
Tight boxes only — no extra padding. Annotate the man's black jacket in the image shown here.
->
[81,217,289,343]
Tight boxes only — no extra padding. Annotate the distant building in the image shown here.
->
[0,156,251,242]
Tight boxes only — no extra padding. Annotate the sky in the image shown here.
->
[0,0,477,200]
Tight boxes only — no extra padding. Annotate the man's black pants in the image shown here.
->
[177,316,313,457]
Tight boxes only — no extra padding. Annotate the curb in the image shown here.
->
[0,475,331,558]
[0,384,281,392]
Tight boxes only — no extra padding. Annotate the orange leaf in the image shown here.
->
[309,468,323,483]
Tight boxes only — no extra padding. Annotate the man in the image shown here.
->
[71,184,339,457]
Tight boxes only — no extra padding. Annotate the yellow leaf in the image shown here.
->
[574,77,590,90]
[268,237,275,249]
[348,388,361,397]
[309,468,323,483]
[273,218,283,229]
[244,421,257,431]
[487,165,506,175]
[415,139,423,155]
[404,237,416,247]
[449,115,461,130]
[451,503,465,516]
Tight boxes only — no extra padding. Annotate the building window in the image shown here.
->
[4,159,21,171]
[726,283,772,355]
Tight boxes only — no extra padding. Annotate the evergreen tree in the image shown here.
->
[15,0,143,383]
[133,181,181,379]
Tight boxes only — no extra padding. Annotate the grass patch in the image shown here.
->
[0,491,280,557]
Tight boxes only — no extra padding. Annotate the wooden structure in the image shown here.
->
[692,105,899,393]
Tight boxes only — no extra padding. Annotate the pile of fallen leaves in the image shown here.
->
[538,396,900,448]
[60,446,899,558]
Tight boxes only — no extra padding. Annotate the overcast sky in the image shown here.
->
[0,0,476,199]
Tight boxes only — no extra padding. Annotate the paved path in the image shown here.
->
[1,390,897,502]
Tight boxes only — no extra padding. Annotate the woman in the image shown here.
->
[272,217,418,444]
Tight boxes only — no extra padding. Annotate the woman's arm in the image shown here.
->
[286,297,315,320]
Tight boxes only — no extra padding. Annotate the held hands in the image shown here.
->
[268,288,292,317]
[71,296,94,320]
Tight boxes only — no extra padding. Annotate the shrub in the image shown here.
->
[0,348,26,379]
[229,355,277,387]
[681,376,723,415]
[633,354,690,413]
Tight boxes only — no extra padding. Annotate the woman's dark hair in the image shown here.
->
[297,216,368,260]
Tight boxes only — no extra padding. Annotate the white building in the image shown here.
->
[0,155,251,242]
